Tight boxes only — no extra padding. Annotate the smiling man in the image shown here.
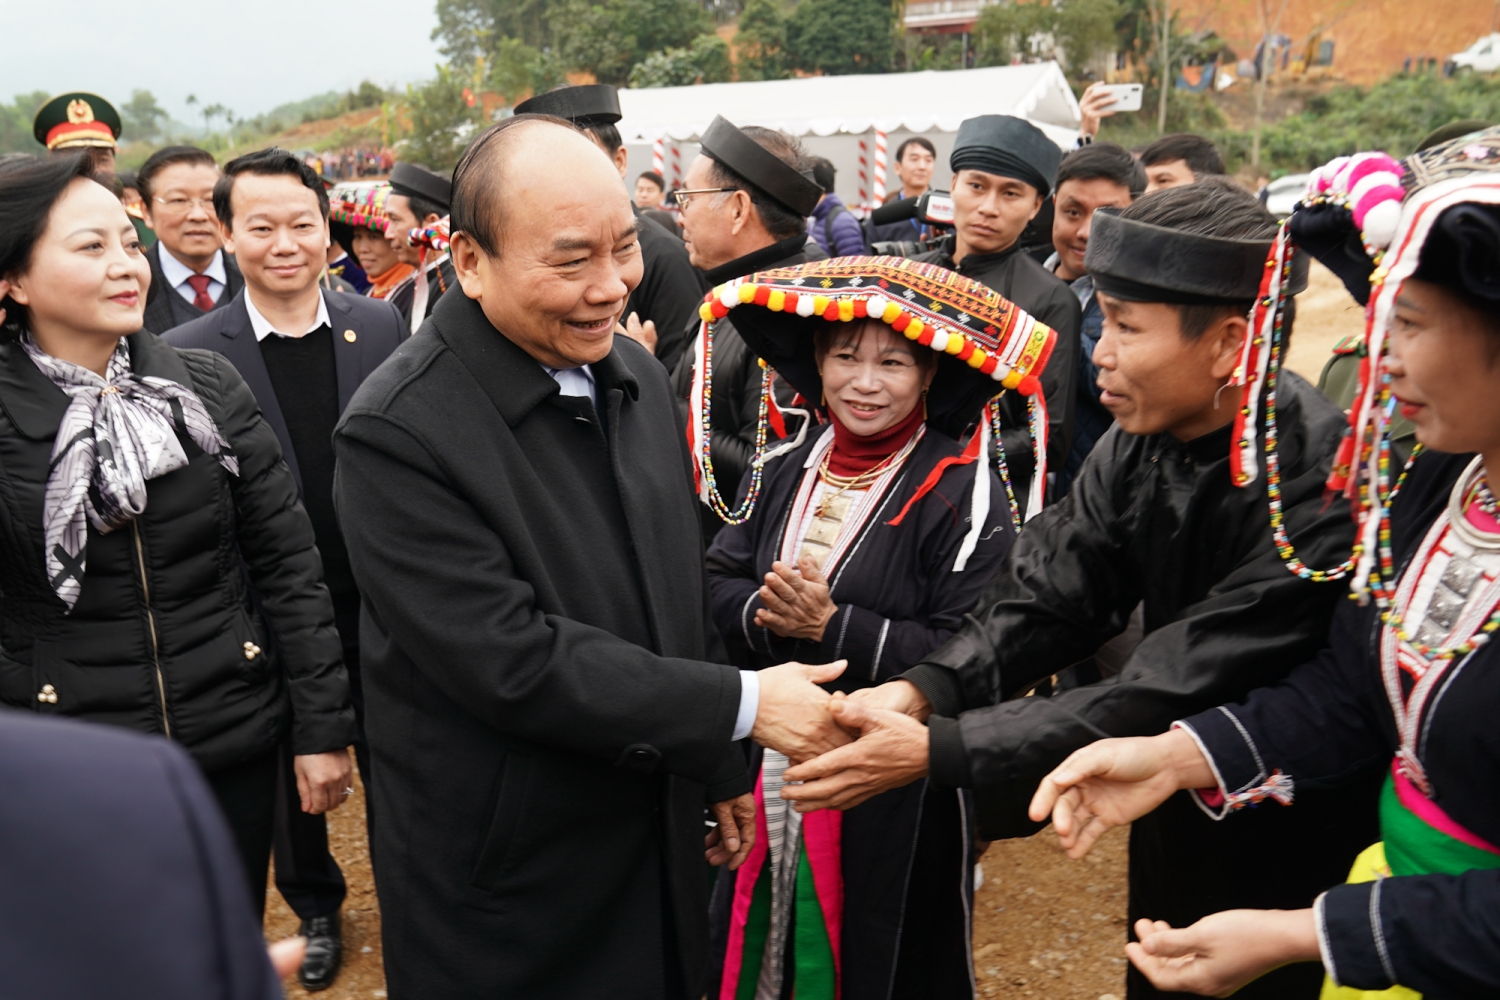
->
[1045,142,1144,493]
[914,115,1080,511]
[783,178,1379,1000]
[331,115,855,1000]
[162,146,406,992]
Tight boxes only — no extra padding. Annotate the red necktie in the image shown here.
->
[186,274,215,312]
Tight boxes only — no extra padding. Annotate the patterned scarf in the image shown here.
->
[22,334,238,611]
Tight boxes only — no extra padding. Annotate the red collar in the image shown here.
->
[827,403,924,477]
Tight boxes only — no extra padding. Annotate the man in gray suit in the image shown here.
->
[140,146,244,332]
[163,146,405,993]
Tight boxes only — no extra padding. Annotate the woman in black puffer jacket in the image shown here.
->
[0,155,356,917]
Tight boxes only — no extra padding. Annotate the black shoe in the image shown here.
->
[297,913,343,992]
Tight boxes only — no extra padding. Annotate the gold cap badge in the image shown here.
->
[66,99,95,125]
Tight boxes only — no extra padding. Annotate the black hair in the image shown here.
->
[0,152,40,175]
[813,318,937,373]
[451,113,574,258]
[1055,142,1145,198]
[584,122,624,156]
[116,169,140,192]
[637,171,665,192]
[401,192,446,224]
[895,136,936,163]
[704,125,808,241]
[0,154,105,337]
[137,145,217,206]
[1415,202,1500,342]
[1123,176,1276,339]
[213,147,330,228]
[1139,133,1226,178]
[809,156,835,194]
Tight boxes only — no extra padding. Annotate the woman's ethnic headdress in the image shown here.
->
[1279,128,1500,601]
[687,256,1058,558]
[329,182,395,233]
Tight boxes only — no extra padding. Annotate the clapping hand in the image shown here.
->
[1027,729,1216,859]
[618,311,658,355]
[751,659,852,764]
[755,556,837,641]
[779,694,931,812]
[1126,910,1321,997]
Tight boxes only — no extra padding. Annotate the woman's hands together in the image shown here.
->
[755,555,837,641]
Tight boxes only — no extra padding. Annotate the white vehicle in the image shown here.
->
[1262,173,1311,219]
[1449,34,1500,74]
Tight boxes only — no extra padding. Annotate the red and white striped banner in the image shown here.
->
[652,138,665,178]
[873,130,889,204]
[671,143,682,189]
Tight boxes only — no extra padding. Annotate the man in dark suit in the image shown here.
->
[332,115,851,999]
[139,146,245,333]
[0,711,284,1000]
[164,147,405,993]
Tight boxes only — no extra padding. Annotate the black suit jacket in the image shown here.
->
[333,289,748,998]
[162,288,406,496]
[143,243,245,334]
[0,712,280,999]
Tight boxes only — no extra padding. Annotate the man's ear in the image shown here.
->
[1210,312,1250,382]
[219,221,236,256]
[1027,192,1046,222]
[421,213,442,228]
[612,145,629,178]
[727,190,754,238]
[449,231,486,300]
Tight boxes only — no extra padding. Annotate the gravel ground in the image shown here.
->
[260,259,1356,998]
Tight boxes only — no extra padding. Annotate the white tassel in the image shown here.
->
[1025,391,1048,522]
[687,320,711,504]
[952,411,991,573]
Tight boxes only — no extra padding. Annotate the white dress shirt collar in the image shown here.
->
[540,363,597,404]
[159,246,228,289]
[245,289,332,342]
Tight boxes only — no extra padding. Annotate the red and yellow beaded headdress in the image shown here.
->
[686,255,1057,530]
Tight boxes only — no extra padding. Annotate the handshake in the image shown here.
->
[747,660,939,813]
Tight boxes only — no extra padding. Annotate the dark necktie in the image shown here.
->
[185,274,215,312]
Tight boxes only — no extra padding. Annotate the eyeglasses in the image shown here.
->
[671,187,737,209]
[154,195,216,214]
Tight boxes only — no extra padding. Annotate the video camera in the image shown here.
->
[866,190,955,258]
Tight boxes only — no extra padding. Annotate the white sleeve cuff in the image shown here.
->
[732,669,760,741]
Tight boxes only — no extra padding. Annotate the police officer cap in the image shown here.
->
[33,93,121,151]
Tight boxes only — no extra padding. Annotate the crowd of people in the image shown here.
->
[0,83,1498,1000]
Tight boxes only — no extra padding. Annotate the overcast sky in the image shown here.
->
[4,0,444,122]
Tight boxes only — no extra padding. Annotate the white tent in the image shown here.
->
[618,63,1081,213]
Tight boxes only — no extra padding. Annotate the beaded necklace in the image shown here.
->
[696,321,774,525]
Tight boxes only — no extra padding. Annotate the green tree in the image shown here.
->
[399,62,488,172]
[785,0,898,76]
[554,0,713,84]
[735,0,791,80]
[0,91,54,154]
[120,89,168,143]
[629,33,733,87]
[973,0,1121,74]
[489,36,568,101]
[432,0,555,61]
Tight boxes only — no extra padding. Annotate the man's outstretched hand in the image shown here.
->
[751,660,851,764]
[1127,910,1321,997]
[705,793,756,870]
[779,695,930,812]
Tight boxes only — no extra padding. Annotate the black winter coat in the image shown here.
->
[915,237,1081,506]
[333,289,750,1000]
[142,244,245,334]
[0,332,355,772]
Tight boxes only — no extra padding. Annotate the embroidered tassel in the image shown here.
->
[1224,769,1296,811]
[687,318,711,502]
[1230,223,1292,488]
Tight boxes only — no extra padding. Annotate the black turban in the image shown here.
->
[949,115,1061,197]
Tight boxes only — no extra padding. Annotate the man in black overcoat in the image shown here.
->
[332,115,852,999]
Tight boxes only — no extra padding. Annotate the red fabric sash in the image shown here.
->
[826,404,925,477]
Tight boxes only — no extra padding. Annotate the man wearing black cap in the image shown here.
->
[781,178,1379,1000]
[383,161,456,331]
[516,85,706,372]
[914,115,1080,510]
[667,115,824,539]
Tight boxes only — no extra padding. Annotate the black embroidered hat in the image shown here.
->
[697,115,822,217]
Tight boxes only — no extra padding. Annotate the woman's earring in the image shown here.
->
[1213,379,1234,409]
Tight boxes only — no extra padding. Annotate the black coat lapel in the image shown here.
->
[324,291,363,414]
[0,339,70,441]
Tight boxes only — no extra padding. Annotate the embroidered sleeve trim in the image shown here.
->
[1370,878,1397,986]
[1173,708,1295,820]
[1313,892,1341,987]
[832,605,852,660]
[740,592,760,652]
